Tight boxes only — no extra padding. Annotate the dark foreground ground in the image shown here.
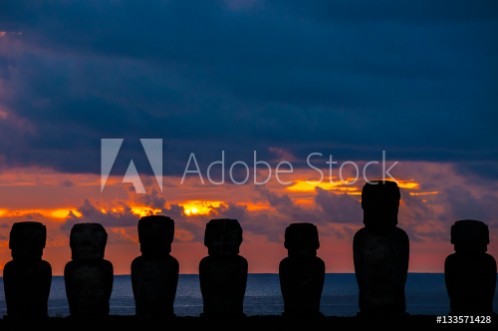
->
[0,315,496,330]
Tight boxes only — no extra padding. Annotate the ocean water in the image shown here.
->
[0,274,496,317]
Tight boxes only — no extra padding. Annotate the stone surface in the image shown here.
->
[9,221,47,260]
[132,215,179,317]
[204,218,243,256]
[445,220,497,315]
[65,223,113,317]
[3,222,52,319]
[353,181,409,317]
[280,222,324,317]
[70,223,108,261]
[138,215,175,257]
[200,219,247,317]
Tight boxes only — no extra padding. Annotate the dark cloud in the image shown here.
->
[314,187,361,224]
[213,203,248,222]
[60,180,74,188]
[136,189,167,210]
[402,194,448,243]
[0,55,10,80]
[454,162,498,184]
[271,0,498,24]
[256,186,293,209]
[444,185,498,223]
[0,0,497,178]
[62,199,138,231]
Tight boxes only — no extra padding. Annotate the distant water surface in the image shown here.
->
[1,274,496,317]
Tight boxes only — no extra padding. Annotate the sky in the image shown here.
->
[0,0,497,275]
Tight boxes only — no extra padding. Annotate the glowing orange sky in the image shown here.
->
[0,162,497,275]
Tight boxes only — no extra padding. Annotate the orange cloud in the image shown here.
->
[0,208,81,221]
[395,179,420,190]
[181,200,223,216]
[129,206,162,217]
[286,179,361,194]
[409,191,440,196]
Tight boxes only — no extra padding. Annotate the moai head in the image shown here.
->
[138,215,175,257]
[361,181,400,228]
[70,223,108,261]
[204,219,243,256]
[9,222,47,260]
[451,220,489,254]
[284,223,320,258]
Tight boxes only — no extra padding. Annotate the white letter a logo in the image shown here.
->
[101,138,163,193]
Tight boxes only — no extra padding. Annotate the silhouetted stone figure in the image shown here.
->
[445,220,496,315]
[3,222,52,319]
[131,215,179,318]
[353,181,409,318]
[279,223,325,317]
[64,223,113,318]
[199,218,248,317]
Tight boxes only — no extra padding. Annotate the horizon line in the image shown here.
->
[0,272,453,278]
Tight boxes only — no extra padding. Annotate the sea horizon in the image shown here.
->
[1,273,497,317]
[9,272,448,277]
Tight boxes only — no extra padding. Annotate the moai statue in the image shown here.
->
[445,220,496,315]
[64,223,113,317]
[131,215,179,318]
[279,223,325,317]
[3,222,52,319]
[353,181,409,318]
[199,218,248,317]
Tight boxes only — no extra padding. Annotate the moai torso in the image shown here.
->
[279,222,325,317]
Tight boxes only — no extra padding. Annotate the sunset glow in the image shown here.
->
[286,179,361,194]
[409,191,440,196]
[130,206,162,217]
[0,162,495,275]
[51,209,82,219]
[182,201,223,216]
[394,180,420,190]
[0,1,496,280]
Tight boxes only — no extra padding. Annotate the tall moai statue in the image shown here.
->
[445,220,496,315]
[279,223,325,317]
[199,218,248,317]
[3,222,52,319]
[64,223,113,317]
[131,215,179,318]
[353,181,409,317]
